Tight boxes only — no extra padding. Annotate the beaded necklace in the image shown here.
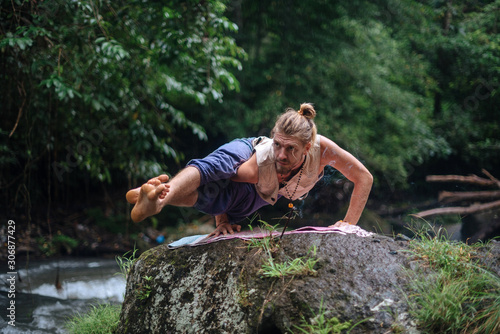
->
[281,165,304,209]
[279,157,305,240]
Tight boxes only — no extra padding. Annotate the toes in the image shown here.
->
[126,189,139,204]
[146,184,165,200]
[159,187,168,199]
[148,178,161,186]
[158,174,169,183]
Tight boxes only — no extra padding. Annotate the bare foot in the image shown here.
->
[131,182,167,222]
[126,175,169,204]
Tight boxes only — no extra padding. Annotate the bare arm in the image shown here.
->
[230,153,258,183]
[207,154,258,238]
[319,136,373,225]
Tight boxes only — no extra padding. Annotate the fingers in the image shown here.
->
[329,220,351,228]
[208,223,241,238]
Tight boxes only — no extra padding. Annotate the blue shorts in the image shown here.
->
[187,138,269,223]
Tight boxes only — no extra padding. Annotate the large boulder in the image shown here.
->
[117,231,419,333]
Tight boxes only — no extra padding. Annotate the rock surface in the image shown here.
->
[116,230,424,333]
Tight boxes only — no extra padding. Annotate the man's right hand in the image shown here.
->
[208,222,241,238]
[208,213,241,238]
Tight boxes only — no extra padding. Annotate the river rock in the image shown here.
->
[116,232,419,333]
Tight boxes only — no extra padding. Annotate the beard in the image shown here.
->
[276,162,291,175]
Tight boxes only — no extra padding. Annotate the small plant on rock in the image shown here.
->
[293,298,352,334]
[261,245,319,278]
[115,247,139,280]
[137,275,153,300]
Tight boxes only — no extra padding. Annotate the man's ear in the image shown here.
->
[304,142,312,154]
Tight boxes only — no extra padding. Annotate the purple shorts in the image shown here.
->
[187,138,269,223]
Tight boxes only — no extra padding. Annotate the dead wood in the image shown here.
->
[438,190,500,203]
[426,174,498,187]
[415,170,500,219]
[413,200,500,219]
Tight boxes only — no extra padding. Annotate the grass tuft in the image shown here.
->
[66,303,121,334]
[115,247,139,280]
[406,223,500,334]
[246,220,319,278]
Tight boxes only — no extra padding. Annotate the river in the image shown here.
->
[0,258,125,333]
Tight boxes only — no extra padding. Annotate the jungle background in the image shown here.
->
[1,0,499,259]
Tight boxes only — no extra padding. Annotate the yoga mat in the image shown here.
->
[167,225,374,249]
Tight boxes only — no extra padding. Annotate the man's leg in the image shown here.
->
[130,167,201,222]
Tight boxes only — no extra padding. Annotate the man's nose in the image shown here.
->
[277,148,287,160]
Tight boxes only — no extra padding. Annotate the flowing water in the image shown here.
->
[0,258,125,333]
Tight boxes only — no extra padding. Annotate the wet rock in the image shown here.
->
[117,232,419,334]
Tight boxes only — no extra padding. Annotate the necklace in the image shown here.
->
[279,158,305,241]
[281,165,304,209]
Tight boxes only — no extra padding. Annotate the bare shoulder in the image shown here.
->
[319,135,344,164]
[231,153,258,184]
[319,135,361,169]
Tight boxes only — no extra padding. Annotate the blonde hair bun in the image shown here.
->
[298,103,316,120]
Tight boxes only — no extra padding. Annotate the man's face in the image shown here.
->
[273,132,310,175]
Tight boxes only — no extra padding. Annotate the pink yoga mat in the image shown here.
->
[167,225,374,249]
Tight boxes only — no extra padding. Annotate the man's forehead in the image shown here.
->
[273,133,302,146]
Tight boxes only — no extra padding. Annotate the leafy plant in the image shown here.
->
[37,234,79,256]
[137,275,153,300]
[246,220,280,252]
[293,298,352,334]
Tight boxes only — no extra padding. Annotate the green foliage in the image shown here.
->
[1,0,244,214]
[137,275,153,300]
[205,0,499,189]
[261,245,318,278]
[2,0,500,243]
[66,303,121,334]
[37,234,79,256]
[246,220,319,278]
[246,220,280,251]
[293,298,352,334]
[406,224,500,334]
[115,247,139,280]
[86,207,128,234]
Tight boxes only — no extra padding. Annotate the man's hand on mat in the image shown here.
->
[208,223,242,238]
[329,220,353,228]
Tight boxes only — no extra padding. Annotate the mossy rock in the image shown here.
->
[117,232,419,333]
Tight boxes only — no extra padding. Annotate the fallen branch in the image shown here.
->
[438,190,500,203]
[482,168,500,188]
[426,174,498,187]
[412,200,500,219]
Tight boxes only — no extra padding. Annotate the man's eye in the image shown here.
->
[287,146,295,152]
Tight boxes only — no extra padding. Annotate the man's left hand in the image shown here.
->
[329,220,353,228]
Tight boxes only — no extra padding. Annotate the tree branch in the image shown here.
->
[426,174,498,187]
[412,200,500,218]
[438,190,500,203]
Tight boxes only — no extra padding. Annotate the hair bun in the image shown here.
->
[298,103,316,120]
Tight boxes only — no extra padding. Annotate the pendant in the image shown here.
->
[288,202,294,208]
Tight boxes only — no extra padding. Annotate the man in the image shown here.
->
[127,103,373,237]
